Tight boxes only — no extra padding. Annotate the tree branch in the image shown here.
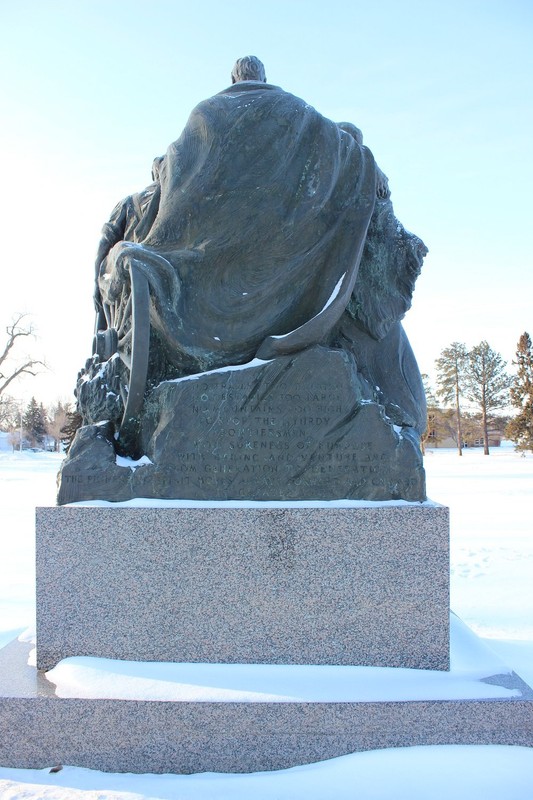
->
[0,314,46,397]
[0,361,46,395]
[0,314,36,370]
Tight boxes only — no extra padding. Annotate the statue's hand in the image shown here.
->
[376,168,391,200]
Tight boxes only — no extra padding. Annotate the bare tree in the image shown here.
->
[0,314,46,398]
[7,428,21,453]
[47,400,72,452]
[0,393,20,430]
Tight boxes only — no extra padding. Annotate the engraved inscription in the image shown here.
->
[134,348,425,501]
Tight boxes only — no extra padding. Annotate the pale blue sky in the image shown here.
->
[1,0,531,401]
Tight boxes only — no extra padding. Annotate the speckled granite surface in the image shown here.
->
[0,638,532,773]
[36,505,449,671]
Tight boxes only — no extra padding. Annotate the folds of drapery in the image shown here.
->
[99,82,377,374]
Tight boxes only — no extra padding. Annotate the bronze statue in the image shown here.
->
[63,57,427,504]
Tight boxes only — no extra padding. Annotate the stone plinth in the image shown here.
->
[36,504,449,671]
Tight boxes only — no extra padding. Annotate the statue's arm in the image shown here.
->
[93,200,129,311]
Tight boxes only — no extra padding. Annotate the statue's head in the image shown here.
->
[231,56,267,84]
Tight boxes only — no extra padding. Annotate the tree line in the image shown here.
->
[0,396,79,452]
[424,334,533,455]
[0,314,80,452]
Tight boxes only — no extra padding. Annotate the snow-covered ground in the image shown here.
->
[0,437,532,799]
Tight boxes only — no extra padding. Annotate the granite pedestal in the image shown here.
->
[35,504,449,672]
[1,503,531,774]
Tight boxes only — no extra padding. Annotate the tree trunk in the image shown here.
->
[455,381,463,456]
[482,385,489,455]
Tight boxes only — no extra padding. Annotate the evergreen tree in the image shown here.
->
[435,342,468,456]
[60,409,83,453]
[464,341,512,455]
[22,396,47,447]
[506,332,533,452]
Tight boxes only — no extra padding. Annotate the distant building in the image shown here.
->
[425,409,506,449]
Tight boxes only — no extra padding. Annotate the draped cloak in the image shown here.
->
[99,81,377,374]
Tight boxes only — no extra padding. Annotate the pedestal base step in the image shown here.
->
[1,618,532,774]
